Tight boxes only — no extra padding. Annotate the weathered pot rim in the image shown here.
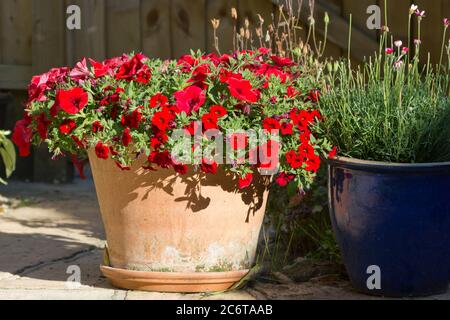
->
[100,265,249,293]
[327,156,450,173]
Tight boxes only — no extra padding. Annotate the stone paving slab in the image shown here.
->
[1,180,449,300]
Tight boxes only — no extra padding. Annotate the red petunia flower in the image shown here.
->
[290,108,314,129]
[238,173,253,189]
[12,118,33,157]
[275,172,295,187]
[173,164,188,175]
[89,58,109,78]
[329,146,337,159]
[258,47,271,55]
[122,127,132,147]
[148,150,172,168]
[202,113,219,131]
[286,86,299,98]
[121,108,142,129]
[305,154,321,172]
[189,64,210,89]
[162,105,179,119]
[95,141,109,160]
[115,53,151,84]
[184,121,201,136]
[92,121,104,133]
[70,155,87,180]
[150,93,168,108]
[263,118,281,131]
[115,162,131,171]
[280,122,293,135]
[285,150,304,169]
[152,110,172,131]
[310,109,322,121]
[308,89,321,103]
[59,119,77,135]
[201,158,218,174]
[36,113,51,139]
[254,64,291,83]
[174,86,206,115]
[71,135,86,149]
[270,55,295,67]
[219,69,242,83]
[210,105,227,118]
[150,131,168,150]
[57,87,88,114]
[177,55,198,72]
[227,77,259,103]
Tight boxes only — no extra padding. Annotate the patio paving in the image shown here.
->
[0,178,449,300]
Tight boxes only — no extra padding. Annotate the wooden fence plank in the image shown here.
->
[32,0,73,183]
[281,0,378,62]
[318,0,342,59]
[341,0,379,60]
[0,64,32,90]
[206,0,237,54]
[106,0,141,57]
[415,0,448,64]
[239,0,274,29]
[385,0,411,48]
[0,0,32,65]
[238,0,274,50]
[65,0,106,65]
[32,0,66,71]
[171,0,206,57]
[141,0,172,59]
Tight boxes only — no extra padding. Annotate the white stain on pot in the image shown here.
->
[128,241,255,272]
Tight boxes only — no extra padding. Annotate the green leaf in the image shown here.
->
[3,139,16,173]
[0,147,14,178]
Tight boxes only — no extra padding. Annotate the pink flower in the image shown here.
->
[174,86,206,115]
[444,18,450,27]
[385,48,394,55]
[393,60,404,70]
[28,67,70,103]
[415,9,425,18]
[402,47,409,54]
[69,58,91,82]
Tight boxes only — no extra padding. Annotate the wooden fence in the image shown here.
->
[0,0,449,181]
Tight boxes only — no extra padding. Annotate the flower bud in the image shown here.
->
[231,8,237,20]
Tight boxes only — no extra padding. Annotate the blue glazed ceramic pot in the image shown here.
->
[328,157,450,297]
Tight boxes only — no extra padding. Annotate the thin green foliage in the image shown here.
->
[320,6,450,163]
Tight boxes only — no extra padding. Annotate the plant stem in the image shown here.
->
[347,14,352,63]
[439,26,448,71]
[407,14,412,56]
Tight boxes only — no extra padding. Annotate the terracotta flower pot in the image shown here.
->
[88,150,271,292]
